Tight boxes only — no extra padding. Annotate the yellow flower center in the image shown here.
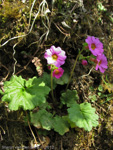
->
[99,60,102,65]
[91,43,96,50]
[52,54,58,60]
[55,69,59,74]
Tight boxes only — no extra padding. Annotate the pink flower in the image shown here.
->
[95,54,108,73]
[53,67,64,79]
[48,66,51,70]
[44,46,67,67]
[81,60,88,66]
[85,36,104,56]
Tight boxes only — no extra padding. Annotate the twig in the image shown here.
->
[12,42,20,75]
[15,48,40,75]
[35,128,45,149]
[95,102,107,113]
[0,126,5,134]
[81,67,94,78]
[79,81,89,100]
[0,64,10,81]
[61,138,63,150]
[54,23,70,37]
[28,0,37,28]
[27,118,38,145]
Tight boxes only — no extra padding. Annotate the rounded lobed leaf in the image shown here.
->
[53,116,69,135]
[60,89,79,107]
[68,102,99,131]
[30,109,53,130]
[1,75,50,110]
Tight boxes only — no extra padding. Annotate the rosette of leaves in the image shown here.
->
[0,75,50,111]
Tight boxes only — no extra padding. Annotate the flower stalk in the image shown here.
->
[66,49,84,90]
[51,69,56,103]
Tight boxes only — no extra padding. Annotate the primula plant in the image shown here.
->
[1,37,106,135]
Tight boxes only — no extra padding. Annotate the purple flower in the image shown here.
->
[53,67,64,79]
[44,46,67,67]
[85,36,104,56]
[81,60,88,66]
[95,54,108,73]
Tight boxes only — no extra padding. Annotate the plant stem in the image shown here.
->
[26,111,38,145]
[51,70,56,102]
[66,49,84,90]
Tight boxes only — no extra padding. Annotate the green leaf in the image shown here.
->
[38,102,52,110]
[30,110,53,130]
[30,112,70,134]
[98,85,103,92]
[1,75,50,110]
[89,86,94,91]
[97,2,107,11]
[30,111,42,128]
[62,116,75,128]
[83,42,88,48]
[41,72,56,89]
[53,116,69,135]
[98,92,102,96]
[68,102,99,131]
[88,95,97,102]
[54,70,69,85]
[60,89,78,107]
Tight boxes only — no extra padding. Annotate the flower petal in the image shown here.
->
[44,45,67,67]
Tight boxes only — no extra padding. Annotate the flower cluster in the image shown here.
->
[85,36,108,73]
[44,46,66,78]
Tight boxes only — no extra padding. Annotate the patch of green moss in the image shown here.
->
[0,1,25,24]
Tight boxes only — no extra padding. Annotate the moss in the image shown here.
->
[0,1,25,23]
